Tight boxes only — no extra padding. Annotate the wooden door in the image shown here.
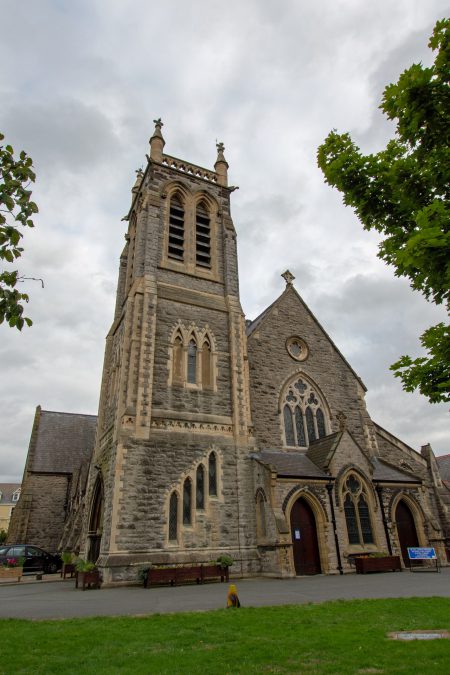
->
[290,498,321,575]
[396,500,419,564]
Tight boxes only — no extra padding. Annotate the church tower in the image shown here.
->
[81,121,258,583]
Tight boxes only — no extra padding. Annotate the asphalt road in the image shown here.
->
[0,568,449,620]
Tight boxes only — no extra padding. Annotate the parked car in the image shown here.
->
[0,545,62,574]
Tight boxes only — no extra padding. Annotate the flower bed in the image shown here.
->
[355,555,402,574]
[144,563,229,588]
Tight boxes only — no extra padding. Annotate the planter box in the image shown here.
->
[0,567,23,582]
[75,570,101,590]
[61,563,76,579]
[355,556,402,574]
[145,564,230,588]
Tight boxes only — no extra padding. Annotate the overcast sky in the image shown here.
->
[1,0,448,482]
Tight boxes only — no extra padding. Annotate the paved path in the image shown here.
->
[0,569,449,620]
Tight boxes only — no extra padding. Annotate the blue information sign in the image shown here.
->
[407,547,436,560]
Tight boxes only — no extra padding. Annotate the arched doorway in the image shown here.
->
[290,497,321,575]
[395,500,419,565]
[88,477,103,563]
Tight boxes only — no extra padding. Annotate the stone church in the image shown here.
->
[9,120,450,583]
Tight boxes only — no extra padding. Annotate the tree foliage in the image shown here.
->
[0,132,38,329]
[317,18,450,403]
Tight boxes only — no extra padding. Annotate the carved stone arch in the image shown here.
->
[192,188,219,211]
[277,370,331,419]
[255,487,268,503]
[283,486,329,574]
[335,464,377,511]
[160,179,191,201]
[389,491,428,563]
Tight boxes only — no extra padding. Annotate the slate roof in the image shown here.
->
[252,450,329,479]
[0,483,21,503]
[31,410,97,474]
[306,432,342,471]
[371,457,421,483]
[437,454,450,484]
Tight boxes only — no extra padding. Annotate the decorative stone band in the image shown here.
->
[161,154,218,184]
[150,418,233,434]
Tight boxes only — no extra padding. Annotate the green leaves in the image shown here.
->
[0,132,38,330]
[317,19,450,404]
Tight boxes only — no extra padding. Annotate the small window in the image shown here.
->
[168,195,185,261]
[12,490,21,502]
[173,335,184,383]
[183,478,192,525]
[196,464,205,510]
[343,474,374,545]
[305,407,316,442]
[187,339,197,384]
[316,409,326,438]
[201,339,212,389]
[195,202,211,268]
[284,405,295,446]
[169,492,178,541]
[208,453,217,496]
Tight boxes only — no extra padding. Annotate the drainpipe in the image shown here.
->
[375,485,392,555]
[326,482,343,575]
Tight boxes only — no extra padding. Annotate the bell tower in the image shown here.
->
[81,120,258,583]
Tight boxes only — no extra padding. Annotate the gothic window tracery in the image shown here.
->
[187,339,197,384]
[342,474,374,545]
[282,377,328,447]
[170,325,215,390]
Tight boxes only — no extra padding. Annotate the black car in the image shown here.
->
[0,545,62,574]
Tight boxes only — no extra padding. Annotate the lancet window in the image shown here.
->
[342,474,374,545]
[282,377,328,447]
[170,327,215,390]
[208,452,217,496]
[183,478,192,525]
[196,464,205,510]
[169,492,178,541]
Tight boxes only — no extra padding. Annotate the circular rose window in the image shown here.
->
[286,336,309,361]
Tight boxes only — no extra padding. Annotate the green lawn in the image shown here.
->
[1,598,449,674]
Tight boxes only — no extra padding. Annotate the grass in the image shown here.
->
[0,598,449,674]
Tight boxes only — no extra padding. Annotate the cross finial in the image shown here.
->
[216,141,225,153]
[281,270,295,286]
[153,118,163,128]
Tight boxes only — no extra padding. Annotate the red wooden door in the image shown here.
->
[396,500,419,564]
[290,498,321,575]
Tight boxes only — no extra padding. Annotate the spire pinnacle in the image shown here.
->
[214,141,228,186]
[149,118,165,162]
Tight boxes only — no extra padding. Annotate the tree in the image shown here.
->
[0,132,38,330]
[317,18,450,403]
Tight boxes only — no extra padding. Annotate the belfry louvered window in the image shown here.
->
[282,378,328,447]
[168,195,185,261]
[169,492,178,541]
[343,474,374,545]
[195,202,211,268]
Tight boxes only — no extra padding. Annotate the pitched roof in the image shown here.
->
[371,457,421,483]
[0,483,21,503]
[437,454,450,483]
[245,285,367,391]
[31,410,97,474]
[306,432,343,471]
[252,450,329,479]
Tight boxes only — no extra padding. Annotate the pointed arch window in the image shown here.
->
[173,334,184,383]
[195,201,211,268]
[168,194,185,261]
[201,338,212,389]
[187,339,197,384]
[208,452,217,496]
[196,464,205,510]
[169,492,178,541]
[282,378,328,447]
[183,478,192,525]
[343,474,374,545]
